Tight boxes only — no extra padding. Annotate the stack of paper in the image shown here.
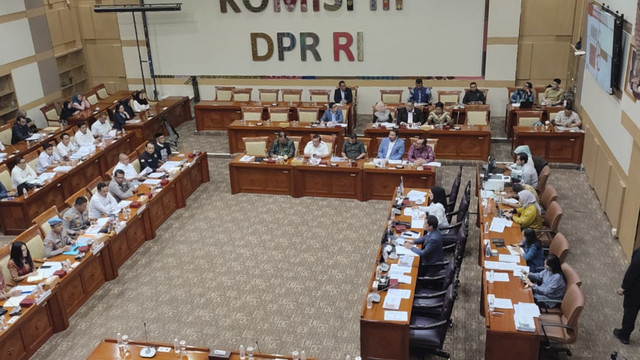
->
[489,217,513,233]
[38,262,62,278]
[384,311,408,321]
[239,155,253,162]
[387,289,411,299]
[484,261,517,271]
[160,161,181,171]
[514,302,541,317]
[493,298,513,309]
[514,311,536,332]
[52,166,73,173]
[395,246,418,257]
[142,178,162,185]
[498,254,521,263]
[382,294,402,310]
[3,294,27,308]
[406,190,427,203]
[26,134,42,141]
[147,172,165,179]
[36,172,56,183]
[513,265,530,277]
[486,271,510,282]
[425,161,441,167]
[389,264,412,276]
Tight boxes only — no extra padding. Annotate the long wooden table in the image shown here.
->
[504,104,564,139]
[67,90,134,127]
[227,120,347,154]
[123,96,191,147]
[477,167,540,360]
[0,126,65,169]
[0,152,210,360]
[228,155,436,201]
[364,123,491,161]
[513,126,584,164]
[195,101,354,131]
[376,103,471,125]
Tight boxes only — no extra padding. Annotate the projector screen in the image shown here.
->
[133,0,486,77]
[586,2,623,94]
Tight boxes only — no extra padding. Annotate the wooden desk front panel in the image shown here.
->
[87,339,210,360]
[229,162,294,196]
[294,166,362,200]
[513,127,584,164]
[429,128,491,160]
[360,319,409,360]
[362,169,436,201]
[148,183,179,231]
[109,214,148,269]
[195,101,242,130]
[0,304,53,360]
[59,254,106,318]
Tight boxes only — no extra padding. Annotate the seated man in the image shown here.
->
[303,134,330,158]
[43,217,75,257]
[341,133,366,160]
[377,129,405,160]
[36,142,61,173]
[139,141,161,172]
[320,102,344,123]
[154,132,172,163]
[56,133,78,159]
[408,138,435,165]
[333,80,353,104]
[11,115,31,144]
[396,101,425,126]
[427,102,452,126]
[409,78,432,104]
[552,103,582,128]
[510,82,535,104]
[516,152,538,188]
[542,78,564,106]
[63,196,90,238]
[268,131,296,158]
[75,122,97,147]
[114,153,145,184]
[89,182,118,218]
[462,82,486,104]
[403,215,444,266]
[91,112,112,139]
[109,169,137,202]
[11,156,38,191]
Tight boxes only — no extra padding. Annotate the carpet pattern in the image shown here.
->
[1,116,633,360]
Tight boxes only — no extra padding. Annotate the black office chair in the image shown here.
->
[446,180,471,223]
[413,282,456,318]
[409,282,456,359]
[445,166,462,213]
[442,201,469,245]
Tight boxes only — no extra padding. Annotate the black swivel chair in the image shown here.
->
[409,282,456,359]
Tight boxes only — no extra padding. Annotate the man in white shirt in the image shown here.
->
[57,133,78,159]
[91,113,112,138]
[75,122,97,147]
[552,104,582,128]
[113,153,145,185]
[36,142,61,173]
[516,152,538,188]
[89,182,118,218]
[11,156,38,189]
[303,134,330,158]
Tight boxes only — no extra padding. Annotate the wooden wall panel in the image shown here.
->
[45,2,80,54]
[520,0,576,36]
[583,124,598,183]
[593,148,611,208]
[516,43,533,80]
[605,169,626,231]
[619,141,640,257]
[529,42,572,81]
[84,43,126,77]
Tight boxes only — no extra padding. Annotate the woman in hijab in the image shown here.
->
[132,91,150,112]
[372,101,393,123]
[71,93,90,111]
[423,186,450,234]
[504,189,543,230]
[59,101,77,127]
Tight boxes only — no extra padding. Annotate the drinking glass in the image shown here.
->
[292,350,300,360]
[246,346,255,359]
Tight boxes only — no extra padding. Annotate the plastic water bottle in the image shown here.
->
[489,269,495,284]
[301,350,307,360]
[174,338,180,354]
[23,188,28,199]
[239,345,246,360]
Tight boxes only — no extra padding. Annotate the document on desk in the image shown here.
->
[484,261,517,271]
[502,198,519,205]
[425,161,441,167]
[13,285,37,294]
[507,245,521,256]
[142,178,162,185]
[384,310,408,322]
[411,218,425,229]
[387,289,411,299]
[382,294,402,310]
[389,264,412,275]
[493,298,513,309]
[147,172,165,179]
[498,254,521,263]
[85,217,109,235]
[395,246,418,257]
[514,302,541,317]
[238,155,253,162]
[36,172,56,183]
[160,161,181,171]
[26,134,42,141]
[406,190,428,202]
[486,271,510,282]
[401,230,421,239]
[116,200,132,211]
[390,274,412,284]
[403,208,424,217]
[52,165,73,173]
[3,294,27,308]
[75,235,96,246]
[513,265,530,277]
[514,312,536,332]
[398,256,415,267]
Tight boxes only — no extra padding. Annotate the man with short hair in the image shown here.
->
[109,169,137,202]
[341,133,366,160]
[427,102,452,126]
[333,80,353,104]
[140,141,161,171]
[36,142,62,173]
[44,217,75,257]
[396,101,425,125]
[154,132,172,163]
[517,152,538,188]
[543,78,564,106]
[303,134,330,158]
[89,182,118,218]
[57,133,78,158]
[268,131,296,158]
[403,215,444,266]
[320,103,344,123]
[407,138,435,165]
[462,82,486,104]
[63,196,90,238]
[11,116,31,144]
[75,122,96,147]
[11,156,38,190]
[553,103,582,128]
[510,82,535,104]
[91,112,112,138]
[114,153,145,184]
[409,78,432,104]
[377,129,405,160]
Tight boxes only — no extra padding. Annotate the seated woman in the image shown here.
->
[517,228,544,272]
[372,101,393,123]
[132,91,150,112]
[59,101,78,127]
[8,241,38,283]
[423,186,450,234]
[503,189,543,230]
[524,254,567,308]
[71,93,90,111]
[113,104,131,131]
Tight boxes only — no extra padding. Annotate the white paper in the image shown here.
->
[85,217,110,235]
[502,198,519,205]
[36,173,56,183]
[481,190,494,199]
[494,298,514,309]
[26,134,42,141]
[499,254,521,263]
[411,219,425,229]
[116,201,132,210]
[403,208,424,217]
[489,222,505,233]
[382,294,402,310]
[142,179,162,185]
[398,256,415,267]
[330,156,346,162]
[401,231,420,239]
[38,261,63,278]
[239,155,253,162]
[384,311,408,322]
[160,161,181,171]
[147,172,165,179]
[3,294,27,308]
[486,271,510,282]
[507,245,521,256]
[395,245,418,257]
[513,265,530,277]
[514,312,536,332]
[387,289,411,299]
[75,235,96,246]
[12,285,37,294]
[514,302,541,317]
[484,261,517,271]
[425,161,441,167]
[52,166,73,173]
[139,167,153,176]
[390,263,412,274]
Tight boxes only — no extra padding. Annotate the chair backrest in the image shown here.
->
[215,86,234,101]
[463,88,489,102]
[32,206,60,238]
[131,158,141,173]
[549,232,569,263]
[516,110,544,126]
[258,89,279,103]
[546,106,565,121]
[297,107,319,122]
[534,86,547,104]
[465,104,490,126]
[86,92,99,105]
[456,193,470,223]
[425,138,438,154]
[135,142,147,157]
[559,284,584,343]
[243,136,268,156]
[268,107,289,122]
[0,123,13,146]
[537,165,551,193]
[288,136,302,156]
[380,90,403,103]
[507,86,520,99]
[65,187,92,209]
[0,244,12,285]
[544,201,563,233]
[40,103,60,124]
[540,184,558,210]
[447,167,462,212]
[93,84,109,99]
[13,224,46,260]
[0,164,12,190]
[86,176,104,195]
[241,106,264,121]
[24,150,40,173]
[319,134,337,157]
[309,89,330,103]
[438,90,461,105]
[233,88,253,102]
[282,89,303,102]
[561,263,581,288]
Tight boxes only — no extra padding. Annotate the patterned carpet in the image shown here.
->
[4,116,636,360]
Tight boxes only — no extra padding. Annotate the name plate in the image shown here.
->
[35,289,52,306]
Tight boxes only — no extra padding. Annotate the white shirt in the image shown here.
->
[133,100,150,113]
[75,129,95,147]
[91,120,112,138]
[424,202,450,234]
[522,162,538,188]
[113,162,139,181]
[385,140,397,159]
[11,166,38,189]
[89,192,118,218]
[57,141,78,158]
[407,112,414,124]
[303,141,329,158]
[36,151,60,173]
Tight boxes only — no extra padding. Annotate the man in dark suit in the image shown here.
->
[333,80,353,104]
[404,215,444,266]
[614,247,640,344]
[11,115,31,144]
[396,101,425,125]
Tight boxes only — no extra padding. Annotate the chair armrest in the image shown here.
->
[540,322,573,330]
[414,289,447,298]
[423,260,449,267]
[414,301,444,309]
[445,209,457,217]
[409,319,448,330]
[418,274,446,282]
[442,243,457,251]
[439,221,462,231]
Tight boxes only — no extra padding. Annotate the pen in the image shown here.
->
[491,311,504,316]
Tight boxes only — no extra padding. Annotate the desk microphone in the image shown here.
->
[456,110,460,125]
[139,322,157,358]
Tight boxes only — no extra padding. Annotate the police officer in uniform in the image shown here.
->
[63,196,91,238]
[140,141,161,172]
